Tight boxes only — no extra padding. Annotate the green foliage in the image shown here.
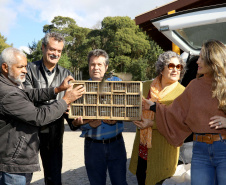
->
[113,55,131,72]
[58,53,72,70]
[145,40,164,80]
[100,16,151,73]
[0,33,12,53]
[43,16,78,47]
[43,16,76,34]
[27,40,43,62]
[129,59,148,81]
[67,26,91,69]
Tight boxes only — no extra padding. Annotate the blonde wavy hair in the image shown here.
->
[199,40,226,113]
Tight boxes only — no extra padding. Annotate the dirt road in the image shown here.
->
[31,123,138,185]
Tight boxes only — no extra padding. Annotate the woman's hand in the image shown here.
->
[133,115,154,129]
[209,115,226,129]
[142,97,155,110]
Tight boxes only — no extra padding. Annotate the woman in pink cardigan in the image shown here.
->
[142,40,226,185]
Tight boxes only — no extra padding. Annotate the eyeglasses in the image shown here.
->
[167,63,183,71]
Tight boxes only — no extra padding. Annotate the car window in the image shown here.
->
[175,22,226,50]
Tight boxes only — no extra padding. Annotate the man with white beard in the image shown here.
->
[5,49,27,88]
[0,47,85,185]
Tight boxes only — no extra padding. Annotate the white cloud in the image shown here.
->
[17,0,171,28]
[19,46,30,54]
[0,0,18,35]
[1,0,173,48]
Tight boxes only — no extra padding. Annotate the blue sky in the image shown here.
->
[0,0,173,53]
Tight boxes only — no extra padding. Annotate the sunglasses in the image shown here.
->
[167,63,183,71]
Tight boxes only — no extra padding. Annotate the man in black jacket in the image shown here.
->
[0,47,85,185]
[23,32,76,185]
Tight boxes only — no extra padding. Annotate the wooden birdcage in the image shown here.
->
[69,81,142,120]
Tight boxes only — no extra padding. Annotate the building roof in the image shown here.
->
[135,0,225,51]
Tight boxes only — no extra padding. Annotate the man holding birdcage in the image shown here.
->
[72,49,128,185]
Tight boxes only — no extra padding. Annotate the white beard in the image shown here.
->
[8,69,25,85]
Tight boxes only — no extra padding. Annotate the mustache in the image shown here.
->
[19,73,26,78]
[49,55,59,59]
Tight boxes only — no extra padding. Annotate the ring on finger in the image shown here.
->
[219,121,222,126]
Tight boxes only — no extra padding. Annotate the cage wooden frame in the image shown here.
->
[69,80,142,121]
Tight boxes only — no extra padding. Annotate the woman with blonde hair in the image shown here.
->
[129,51,186,185]
[142,40,226,185]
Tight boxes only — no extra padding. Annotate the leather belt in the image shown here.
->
[86,133,122,144]
[193,133,226,144]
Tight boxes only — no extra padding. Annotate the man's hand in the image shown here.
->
[142,97,155,110]
[104,120,117,125]
[72,117,90,127]
[89,120,102,128]
[55,75,75,94]
[72,118,101,128]
[62,85,85,104]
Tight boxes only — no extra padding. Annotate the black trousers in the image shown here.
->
[136,157,168,185]
[39,133,63,185]
[136,156,147,185]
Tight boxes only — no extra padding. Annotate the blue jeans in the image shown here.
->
[191,138,226,185]
[84,136,128,185]
[0,172,32,185]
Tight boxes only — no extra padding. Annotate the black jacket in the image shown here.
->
[23,60,76,148]
[0,74,67,173]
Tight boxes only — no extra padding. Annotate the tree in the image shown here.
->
[0,33,12,53]
[129,58,149,81]
[101,16,150,73]
[145,40,163,80]
[66,24,91,70]
[27,40,43,62]
[58,53,72,70]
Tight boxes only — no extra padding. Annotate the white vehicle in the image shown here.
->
[152,3,226,86]
[152,3,226,55]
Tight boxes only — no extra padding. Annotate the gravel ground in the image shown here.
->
[31,122,138,185]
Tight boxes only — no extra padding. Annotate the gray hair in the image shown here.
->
[0,47,26,72]
[155,51,186,79]
[42,32,65,48]
[88,49,109,66]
